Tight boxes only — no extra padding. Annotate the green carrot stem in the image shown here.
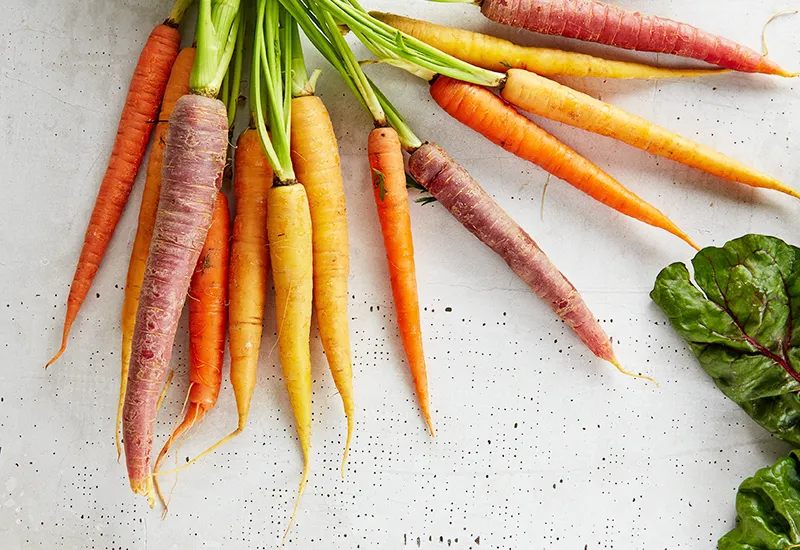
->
[166,0,196,26]
[191,0,242,97]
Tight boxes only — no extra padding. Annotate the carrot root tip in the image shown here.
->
[610,358,659,386]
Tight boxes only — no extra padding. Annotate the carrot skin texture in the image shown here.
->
[117,47,196,459]
[290,96,354,467]
[153,191,230,473]
[479,0,790,75]
[430,76,698,249]
[501,69,800,199]
[372,12,726,79]
[122,94,228,499]
[268,183,313,519]
[48,24,181,367]
[368,128,434,434]
[408,142,616,364]
[228,129,273,430]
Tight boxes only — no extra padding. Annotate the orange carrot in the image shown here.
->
[430,76,699,249]
[368,127,434,434]
[153,191,230,505]
[47,22,181,368]
[116,46,196,460]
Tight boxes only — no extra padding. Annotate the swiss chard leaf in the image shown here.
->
[718,449,800,550]
[651,234,800,446]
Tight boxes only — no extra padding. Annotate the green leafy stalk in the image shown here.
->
[252,0,295,182]
[313,0,504,87]
[166,0,196,26]
[191,0,242,97]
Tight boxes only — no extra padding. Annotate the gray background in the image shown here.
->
[1,0,799,547]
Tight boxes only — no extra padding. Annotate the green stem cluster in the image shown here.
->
[166,0,196,26]
[220,0,246,127]
[191,0,242,97]
[313,0,504,87]
[252,0,295,182]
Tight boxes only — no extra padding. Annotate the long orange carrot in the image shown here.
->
[368,127,434,434]
[115,46,196,460]
[430,76,698,249]
[47,21,182,368]
[153,191,230,506]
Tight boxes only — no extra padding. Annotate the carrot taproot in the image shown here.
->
[152,191,230,486]
[369,127,435,434]
[463,0,795,76]
[290,94,355,470]
[228,128,273,431]
[430,75,698,249]
[408,142,653,382]
[46,22,181,368]
[115,46,196,461]
[372,11,727,79]
[499,69,800,199]
[122,0,241,503]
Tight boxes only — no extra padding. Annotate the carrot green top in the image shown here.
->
[312,0,505,88]
[283,0,422,151]
[219,0,245,127]
[165,0,196,27]
[252,0,295,183]
[191,0,242,98]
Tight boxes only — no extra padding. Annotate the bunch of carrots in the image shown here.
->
[46,0,797,538]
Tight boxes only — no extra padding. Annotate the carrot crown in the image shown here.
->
[191,0,242,97]
[253,0,295,182]
[283,0,422,150]
[311,0,505,87]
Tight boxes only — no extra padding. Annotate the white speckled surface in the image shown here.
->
[1,0,799,548]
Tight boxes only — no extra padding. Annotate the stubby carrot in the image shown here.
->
[372,11,727,79]
[153,191,230,496]
[430,75,698,249]
[122,0,240,505]
[448,0,795,76]
[369,127,435,434]
[47,8,186,368]
[500,69,800,199]
[116,46,196,461]
[290,93,355,470]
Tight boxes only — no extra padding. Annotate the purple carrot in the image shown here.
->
[122,94,228,504]
[475,0,793,75]
[408,142,652,382]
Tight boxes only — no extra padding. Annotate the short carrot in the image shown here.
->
[116,46,196,461]
[369,128,435,434]
[122,0,240,504]
[441,0,795,76]
[47,11,184,368]
[152,191,230,508]
[372,11,727,79]
[430,75,698,249]
[290,93,355,470]
[500,68,800,199]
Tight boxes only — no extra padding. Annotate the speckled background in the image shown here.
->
[1,0,799,548]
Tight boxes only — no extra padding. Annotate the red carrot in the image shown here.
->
[46,13,184,368]
[451,0,795,76]
[408,142,653,382]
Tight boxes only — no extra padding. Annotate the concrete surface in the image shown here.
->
[1,0,799,548]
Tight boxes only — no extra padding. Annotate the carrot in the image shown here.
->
[430,76,698,249]
[287,0,438,435]
[371,11,728,79]
[500,69,800,199]
[122,0,240,504]
[115,46,196,461]
[445,0,796,76]
[152,191,230,497]
[46,18,182,368]
[290,93,355,470]
[409,142,650,380]
[369,128,435,434]
[228,128,273,431]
